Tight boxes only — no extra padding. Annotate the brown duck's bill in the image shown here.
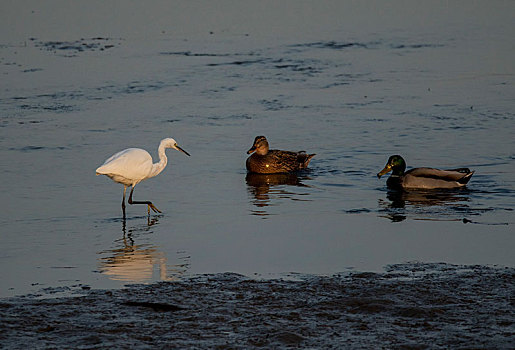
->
[176,145,191,156]
[377,164,392,178]
[247,146,256,154]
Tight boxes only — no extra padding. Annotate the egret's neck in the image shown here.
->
[148,143,168,178]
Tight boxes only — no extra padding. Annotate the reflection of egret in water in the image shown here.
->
[245,172,312,216]
[98,217,190,282]
[378,188,473,223]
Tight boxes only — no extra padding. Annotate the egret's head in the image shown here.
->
[162,138,190,156]
[247,136,269,155]
[377,155,406,178]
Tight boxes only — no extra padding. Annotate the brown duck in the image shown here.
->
[377,155,474,189]
[246,136,315,174]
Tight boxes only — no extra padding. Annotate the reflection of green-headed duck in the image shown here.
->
[246,136,315,174]
[377,155,474,189]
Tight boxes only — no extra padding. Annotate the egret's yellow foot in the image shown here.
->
[148,203,162,214]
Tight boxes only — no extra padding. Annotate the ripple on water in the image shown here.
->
[8,145,68,152]
[34,37,123,57]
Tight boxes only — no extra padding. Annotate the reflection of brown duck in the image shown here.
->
[377,155,474,189]
[246,173,305,203]
[246,136,315,174]
[245,173,311,216]
[245,172,304,188]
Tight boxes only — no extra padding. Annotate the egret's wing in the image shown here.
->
[96,148,152,180]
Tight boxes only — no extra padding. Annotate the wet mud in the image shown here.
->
[1,263,513,349]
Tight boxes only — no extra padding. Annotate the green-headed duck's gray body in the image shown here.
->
[246,136,315,174]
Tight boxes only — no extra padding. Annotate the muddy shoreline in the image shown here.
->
[1,263,513,349]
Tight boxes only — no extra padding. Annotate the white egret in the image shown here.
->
[96,138,190,217]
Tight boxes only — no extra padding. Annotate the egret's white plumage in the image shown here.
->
[96,138,190,217]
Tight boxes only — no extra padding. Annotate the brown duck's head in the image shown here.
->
[377,155,406,178]
[247,136,269,155]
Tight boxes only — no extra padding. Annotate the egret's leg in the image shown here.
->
[128,186,162,214]
[122,186,127,218]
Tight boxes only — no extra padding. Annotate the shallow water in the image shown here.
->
[1,1,514,298]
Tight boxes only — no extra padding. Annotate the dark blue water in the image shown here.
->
[0,1,514,297]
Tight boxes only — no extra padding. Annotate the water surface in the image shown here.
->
[0,1,514,298]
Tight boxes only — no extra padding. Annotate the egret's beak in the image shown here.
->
[377,164,392,178]
[175,145,190,156]
[247,145,256,154]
